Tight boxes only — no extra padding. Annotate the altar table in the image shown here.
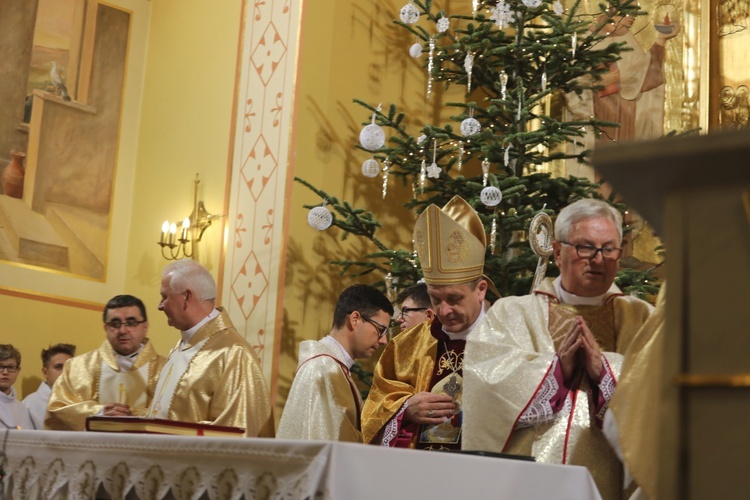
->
[1,429,602,499]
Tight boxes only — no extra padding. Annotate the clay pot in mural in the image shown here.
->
[2,150,26,199]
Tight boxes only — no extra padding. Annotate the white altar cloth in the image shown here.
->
[1,429,602,499]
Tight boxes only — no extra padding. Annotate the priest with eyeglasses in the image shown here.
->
[463,198,654,500]
[46,295,165,430]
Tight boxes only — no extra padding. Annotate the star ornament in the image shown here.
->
[426,162,442,178]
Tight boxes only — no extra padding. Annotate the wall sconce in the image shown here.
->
[158,174,220,260]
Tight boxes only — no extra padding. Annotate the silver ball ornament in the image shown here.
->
[307,206,333,231]
[400,3,420,24]
[409,43,423,58]
[480,186,503,207]
[359,123,386,151]
[361,158,380,178]
[460,117,481,137]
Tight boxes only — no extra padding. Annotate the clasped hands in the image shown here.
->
[405,392,457,425]
[557,316,603,386]
[102,403,133,416]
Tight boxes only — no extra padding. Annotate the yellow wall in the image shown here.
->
[124,0,243,357]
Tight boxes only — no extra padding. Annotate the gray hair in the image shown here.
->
[554,199,622,243]
[162,259,216,303]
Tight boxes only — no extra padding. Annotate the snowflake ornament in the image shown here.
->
[437,16,450,33]
[552,0,564,15]
[400,2,420,24]
[522,0,542,8]
[490,1,513,29]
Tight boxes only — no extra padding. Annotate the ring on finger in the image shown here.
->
[427,409,434,417]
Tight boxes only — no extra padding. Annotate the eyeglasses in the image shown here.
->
[559,241,622,261]
[398,306,428,319]
[0,365,19,373]
[105,318,147,330]
[360,314,389,338]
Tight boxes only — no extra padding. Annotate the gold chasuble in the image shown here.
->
[463,278,652,500]
[609,284,668,499]
[362,319,465,449]
[148,308,274,438]
[277,339,363,442]
[46,340,165,431]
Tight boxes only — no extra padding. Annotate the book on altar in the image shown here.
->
[85,416,245,438]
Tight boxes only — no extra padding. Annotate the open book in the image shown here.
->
[86,416,245,438]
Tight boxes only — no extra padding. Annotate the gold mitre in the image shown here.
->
[413,196,486,286]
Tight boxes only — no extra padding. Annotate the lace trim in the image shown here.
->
[381,403,408,447]
[517,357,560,428]
[596,355,615,420]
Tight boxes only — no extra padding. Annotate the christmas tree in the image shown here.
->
[297,0,660,300]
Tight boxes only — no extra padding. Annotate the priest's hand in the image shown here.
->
[557,320,582,386]
[405,392,456,424]
[102,403,133,417]
[578,317,603,381]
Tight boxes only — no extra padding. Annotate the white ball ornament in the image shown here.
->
[361,158,380,178]
[409,43,423,58]
[400,3,420,24]
[460,117,481,136]
[480,186,503,207]
[307,206,333,231]
[359,123,386,151]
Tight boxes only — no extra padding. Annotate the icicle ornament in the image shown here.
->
[427,139,442,178]
[427,36,436,98]
[464,52,474,93]
[382,158,390,199]
[504,145,512,166]
[500,70,509,99]
[472,0,479,18]
[419,158,427,191]
[457,140,464,171]
[572,31,578,59]
[481,157,490,186]
[490,217,498,254]
[359,104,386,151]
[385,272,395,301]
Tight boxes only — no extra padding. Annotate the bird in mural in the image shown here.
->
[50,62,71,101]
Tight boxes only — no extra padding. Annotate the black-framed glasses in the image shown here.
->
[398,306,428,319]
[559,241,622,261]
[0,365,20,373]
[105,318,147,330]
[360,314,389,338]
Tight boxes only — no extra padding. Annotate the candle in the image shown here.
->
[181,217,190,241]
[169,222,177,246]
[160,220,169,244]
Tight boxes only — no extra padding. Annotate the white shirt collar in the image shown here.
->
[443,302,487,341]
[320,335,355,369]
[114,343,144,371]
[181,308,221,345]
[553,275,618,306]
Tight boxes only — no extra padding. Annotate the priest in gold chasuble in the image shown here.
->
[277,285,393,442]
[148,259,274,438]
[46,295,165,431]
[362,196,496,450]
[463,199,653,500]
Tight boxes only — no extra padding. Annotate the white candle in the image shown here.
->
[169,222,177,246]
[181,217,190,241]
[160,220,169,244]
